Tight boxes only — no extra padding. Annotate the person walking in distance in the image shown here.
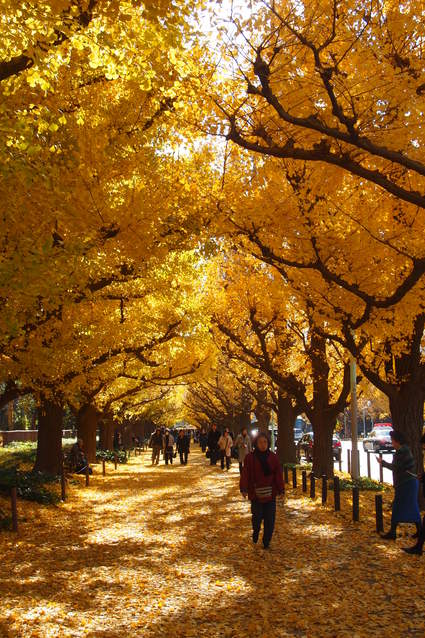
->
[234,427,252,474]
[207,424,221,466]
[240,433,285,550]
[149,427,163,465]
[218,428,233,471]
[199,427,208,453]
[377,430,421,540]
[163,429,175,465]
[177,429,190,465]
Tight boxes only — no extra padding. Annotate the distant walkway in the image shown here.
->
[0,449,423,637]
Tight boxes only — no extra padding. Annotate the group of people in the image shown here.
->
[203,424,253,472]
[149,427,191,466]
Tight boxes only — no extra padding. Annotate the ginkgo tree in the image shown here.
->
[205,250,350,476]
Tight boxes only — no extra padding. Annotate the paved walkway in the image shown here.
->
[0,449,424,637]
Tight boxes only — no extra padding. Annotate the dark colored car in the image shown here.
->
[363,427,394,453]
[297,432,341,461]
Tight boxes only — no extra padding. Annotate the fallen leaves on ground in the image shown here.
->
[0,449,424,638]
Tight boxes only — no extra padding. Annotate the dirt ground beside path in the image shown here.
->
[0,448,424,638]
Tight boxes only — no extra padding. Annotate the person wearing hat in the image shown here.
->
[240,432,284,549]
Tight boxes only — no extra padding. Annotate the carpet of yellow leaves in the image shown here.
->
[0,449,424,638]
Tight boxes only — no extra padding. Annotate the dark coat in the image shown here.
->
[177,435,190,453]
[207,429,221,450]
[150,432,163,448]
[240,450,285,502]
[381,444,416,487]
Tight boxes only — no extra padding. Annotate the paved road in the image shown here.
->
[339,439,394,484]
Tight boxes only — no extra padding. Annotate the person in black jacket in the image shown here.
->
[199,427,208,453]
[177,430,190,465]
[207,424,221,466]
[377,430,421,540]
[149,427,163,465]
[403,432,425,555]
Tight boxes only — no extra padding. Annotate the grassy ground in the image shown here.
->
[0,448,424,638]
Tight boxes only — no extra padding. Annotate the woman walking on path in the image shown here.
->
[403,432,425,555]
[177,430,190,465]
[218,428,233,471]
[234,427,252,474]
[240,433,285,550]
[163,429,175,466]
[377,430,421,540]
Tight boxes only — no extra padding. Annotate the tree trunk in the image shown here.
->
[311,417,335,478]
[7,401,14,430]
[99,416,114,450]
[276,393,297,465]
[34,397,63,475]
[389,386,425,476]
[122,423,133,448]
[77,404,99,463]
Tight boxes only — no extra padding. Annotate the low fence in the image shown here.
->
[0,429,74,446]
[284,465,386,532]
[2,445,147,532]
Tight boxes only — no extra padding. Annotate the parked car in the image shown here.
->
[297,432,341,462]
[363,427,394,453]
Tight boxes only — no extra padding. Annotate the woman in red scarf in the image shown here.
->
[240,433,285,549]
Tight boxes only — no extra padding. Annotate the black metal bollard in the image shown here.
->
[85,464,90,487]
[375,494,384,533]
[302,470,307,493]
[114,454,118,470]
[367,452,371,478]
[347,449,351,475]
[333,476,341,511]
[310,474,316,499]
[338,449,342,472]
[379,454,383,483]
[61,464,66,501]
[321,475,328,505]
[102,459,106,476]
[352,486,360,521]
[291,467,297,488]
[284,466,289,484]
[11,486,18,532]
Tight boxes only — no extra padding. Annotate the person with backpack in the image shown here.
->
[176,429,190,465]
[240,432,285,550]
[149,427,163,465]
[163,429,175,465]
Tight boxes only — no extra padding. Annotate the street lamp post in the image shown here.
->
[350,354,359,479]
